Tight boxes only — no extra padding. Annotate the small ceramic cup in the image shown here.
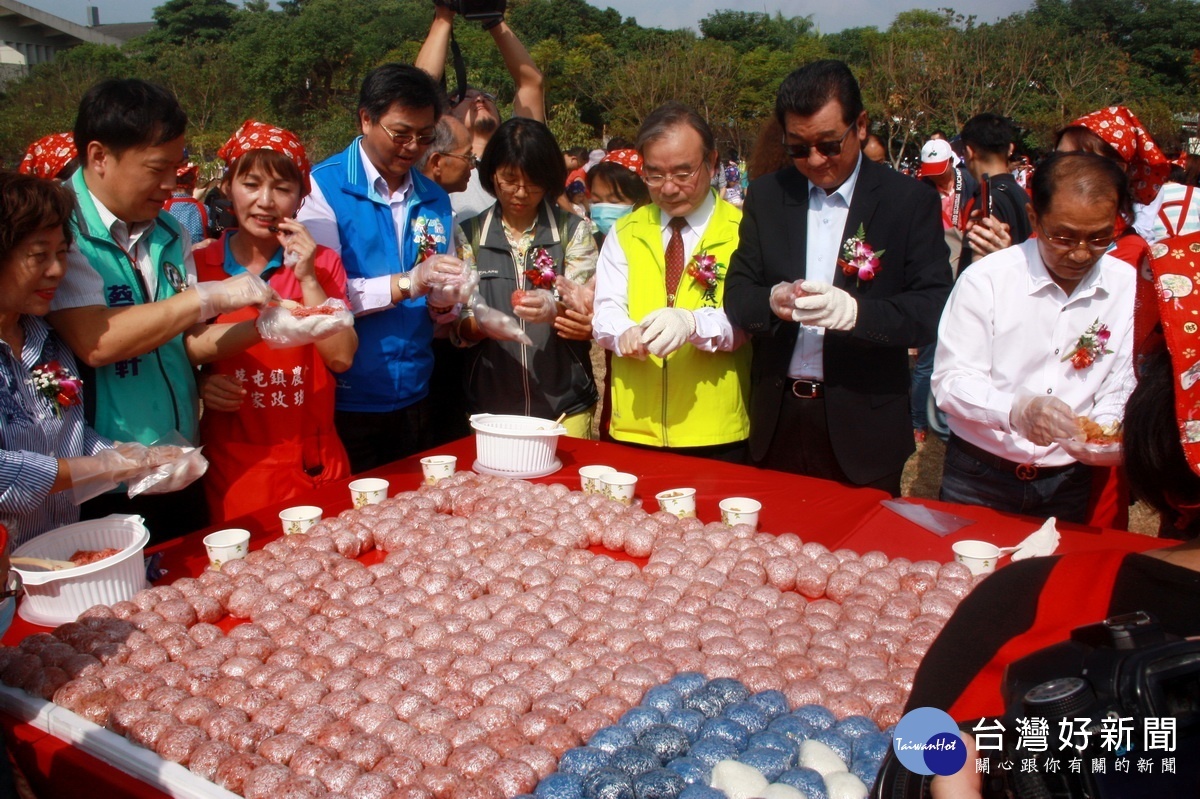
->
[278,505,322,536]
[579,465,617,494]
[349,477,389,508]
[203,528,251,571]
[952,539,1001,576]
[600,472,638,506]
[655,488,697,519]
[720,497,762,530]
[420,455,457,485]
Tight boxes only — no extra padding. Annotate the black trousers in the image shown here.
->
[335,397,433,474]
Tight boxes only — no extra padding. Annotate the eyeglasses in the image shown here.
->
[782,121,857,160]
[455,91,497,106]
[642,163,706,188]
[495,176,545,195]
[1037,224,1115,253]
[377,120,437,148]
[442,151,478,168]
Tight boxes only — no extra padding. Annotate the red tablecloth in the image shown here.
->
[0,436,1166,796]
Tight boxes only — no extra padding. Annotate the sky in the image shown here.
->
[32,0,1035,35]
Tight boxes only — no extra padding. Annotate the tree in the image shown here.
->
[148,0,237,45]
[699,10,814,54]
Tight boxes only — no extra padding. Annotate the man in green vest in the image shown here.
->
[592,102,751,461]
[47,78,275,539]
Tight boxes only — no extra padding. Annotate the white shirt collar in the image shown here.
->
[87,187,155,247]
[1023,237,1109,301]
[659,189,717,233]
[358,141,412,203]
[808,153,863,206]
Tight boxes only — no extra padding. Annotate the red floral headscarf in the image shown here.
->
[1068,106,1169,205]
[602,149,643,176]
[217,120,310,181]
[19,133,77,180]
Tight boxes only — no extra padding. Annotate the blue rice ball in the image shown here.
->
[813,730,853,766]
[747,690,790,720]
[777,768,828,799]
[736,746,794,782]
[748,731,795,754]
[687,737,738,768]
[852,758,883,789]
[620,707,664,735]
[537,773,584,799]
[663,708,706,741]
[792,704,836,732]
[681,688,725,719]
[852,732,891,766]
[834,715,880,742]
[591,727,638,754]
[667,672,708,697]
[641,686,684,714]
[609,746,663,777]
[559,746,612,778]
[633,768,686,799]
[723,701,770,735]
[515,795,537,799]
[583,768,636,799]
[678,786,725,799]
[698,718,749,750]
[767,715,815,743]
[664,757,709,785]
[706,678,751,706]
[637,724,692,763]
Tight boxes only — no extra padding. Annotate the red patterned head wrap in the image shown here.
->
[217,120,310,181]
[1067,106,1169,205]
[19,133,77,180]
[602,149,643,176]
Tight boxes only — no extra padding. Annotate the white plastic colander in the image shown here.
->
[469,414,566,478]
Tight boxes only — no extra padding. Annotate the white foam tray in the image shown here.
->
[0,684,239,798]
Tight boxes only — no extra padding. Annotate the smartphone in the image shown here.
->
[979,173,991,218]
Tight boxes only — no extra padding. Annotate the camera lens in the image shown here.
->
[1023,677,1095,718]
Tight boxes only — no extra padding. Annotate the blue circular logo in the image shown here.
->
[892,708,968,776]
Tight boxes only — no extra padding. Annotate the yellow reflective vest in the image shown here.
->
[609,194,750,448]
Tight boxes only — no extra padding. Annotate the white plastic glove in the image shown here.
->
[410,254,469,299]
[556,275,595,314]
[639,307,696,358]
[512,289,558,324]
[791,281,858,330]
[194,272,277,321]
[429,266,478,309]
[1057,436,1123,466]
[1010,391,1078,446]
[770,281,802,321]
[470,295,533,345]
[64,448,147,505]
[255,299,354,348]
[618,326,647,360]
[127,445,209,497]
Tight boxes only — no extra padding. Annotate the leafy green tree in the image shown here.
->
[147,0,237,45]
[699,10,814,54]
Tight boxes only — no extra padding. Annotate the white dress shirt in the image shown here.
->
[298,142,413,315]
[787,156,862,380]
[593,191,745,353]
[932,238,1136,466]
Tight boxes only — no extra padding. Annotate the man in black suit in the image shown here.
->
[724,60,953,495]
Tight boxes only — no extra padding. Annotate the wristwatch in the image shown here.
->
[396,274,412,301]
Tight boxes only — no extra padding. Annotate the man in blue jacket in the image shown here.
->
[300,64,467,473]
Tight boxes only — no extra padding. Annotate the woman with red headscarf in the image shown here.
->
[18,133,77,181]
[1056,106,1171,529]
[196,120,358,522]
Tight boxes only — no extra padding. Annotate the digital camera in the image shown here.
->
[437,0,506,23]
[874,612,1200,798]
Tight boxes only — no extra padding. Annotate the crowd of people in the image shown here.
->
[5,5,1200,787]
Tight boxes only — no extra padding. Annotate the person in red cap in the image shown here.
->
[18,132,78,181]
[163,160,209,243]
[195,120,358,522]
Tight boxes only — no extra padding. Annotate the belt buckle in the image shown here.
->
[1015,463,1038,481]
[792,380,819,399]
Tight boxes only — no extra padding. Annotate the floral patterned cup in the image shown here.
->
[600,472,638,506]
[579,465,617,494]
[655,488,697,519]
[420,455,457,485]
[952,540,1001,575]
[719,497,762,530]
[349,478,389,508]
[279,505,322,535]
[203,528,250,571]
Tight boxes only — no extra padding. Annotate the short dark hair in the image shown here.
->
[1030,150,1132,223]
[223,149,308,199]
[775,60,863,128]
[587,161,651,207]
[358,63,444,125]
[565,146,589,162]
[960,113,1016,157]
[0,170,75,265]
[477,117,566,201]
[74,79,187,166]
[635,102,715,158]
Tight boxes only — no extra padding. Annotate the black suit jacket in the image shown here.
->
[724,158,953,483]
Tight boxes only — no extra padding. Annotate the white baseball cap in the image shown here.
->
[919,139,953,178]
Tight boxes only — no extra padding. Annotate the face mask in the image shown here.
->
[591,202,634,235]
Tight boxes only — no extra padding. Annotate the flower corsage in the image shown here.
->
[838,224,884,287]
[1062,319,1112,369]
[412,216,447,265]
[524,248,558,290]
[31,360,83,416]
[686,252,725,306]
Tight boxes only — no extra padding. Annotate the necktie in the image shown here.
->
[665,216,687,306]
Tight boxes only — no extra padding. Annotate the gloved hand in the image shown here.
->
[429,267,478,309]
[792,281,858,330]
[639,307,696,358]
[64,448,147,505]
[1057,436,1123,466]
[410,254,470,299]
[618,325,647,360]
[556,275,595,314]
[194,272,277,321]
[470,296,533,345]
[1010,392,1078,446]
[512,289,558,324]
[770,281,801,321]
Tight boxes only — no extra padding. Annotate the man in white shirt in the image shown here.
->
[592,103,750,460]
[933,151,1136,522]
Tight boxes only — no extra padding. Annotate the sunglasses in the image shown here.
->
[782,121,857,160]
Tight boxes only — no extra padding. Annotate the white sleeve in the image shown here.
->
[346,276,397,316]
[296,179,342,257]
[690,307,748,352]
[592,232,636,352]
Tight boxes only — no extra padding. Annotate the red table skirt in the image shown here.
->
[0,436,1164,796]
